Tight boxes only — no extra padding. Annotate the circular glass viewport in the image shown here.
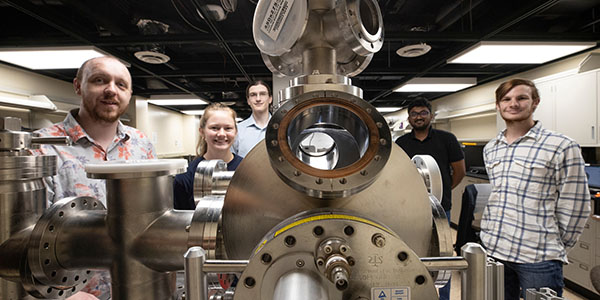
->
[287,105,369,171]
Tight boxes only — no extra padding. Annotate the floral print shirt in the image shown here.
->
[35,110,156,207]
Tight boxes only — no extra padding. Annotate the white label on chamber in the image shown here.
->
[371,287,410,300]
[260,0,294,41]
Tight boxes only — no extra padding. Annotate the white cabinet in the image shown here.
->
[533,71,598,146]
[554,72,597,145]
[534,80,556,131]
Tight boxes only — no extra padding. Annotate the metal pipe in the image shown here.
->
[420,257,469,271]
[185,247,208,300]
[134,210,195,272]
[104,175,177,299]
[203,260,248,273]
[30,136,72,146]
[461,242,487,300]
[273,270,329,300]
[302,47,337,76]
[54,211,113,269]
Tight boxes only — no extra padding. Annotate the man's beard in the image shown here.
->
[411,120,430,131]
[83,99,126,123]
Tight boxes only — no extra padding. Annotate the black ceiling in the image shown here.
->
[1,0,600,118]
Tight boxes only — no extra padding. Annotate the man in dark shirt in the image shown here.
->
[395,97,465,300]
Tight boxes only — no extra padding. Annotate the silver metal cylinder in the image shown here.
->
[0,116,61,299]
[273,270,329,300]
[86,159,187,300]
[53,210,112,269]
[134,210,195,272]
[184,247,208,300]
[461,242,488,300]
[194,160,233,202]
[420,257,469,272]
[104,175,177,299]
[203,260,248,273]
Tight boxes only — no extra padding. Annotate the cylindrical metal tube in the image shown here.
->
[420,257,469,272]
[134,210,195,272]
[203,260,248,273]
[461,243,487,300]
[0,143,52,299]
[54,211,112,269]
[30,136,72,146]
[302,47,337,76]
[273,270,329,300]
[185,247,208,300]
[104,174,177,299]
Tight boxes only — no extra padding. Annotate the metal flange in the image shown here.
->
[265,91,391,198]
[27,196,105,298]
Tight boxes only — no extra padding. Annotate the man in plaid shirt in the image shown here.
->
[482,78,590,299]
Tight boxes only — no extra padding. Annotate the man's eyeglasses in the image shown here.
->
[409,111,430,118]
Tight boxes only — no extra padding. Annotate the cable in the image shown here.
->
[171,0,208,33]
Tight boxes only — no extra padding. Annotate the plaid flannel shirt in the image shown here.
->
[481,121,590,264]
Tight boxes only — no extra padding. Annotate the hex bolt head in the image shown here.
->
[371,233,386,248]
[0,117,21,131]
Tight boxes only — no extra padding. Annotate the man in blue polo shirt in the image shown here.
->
[395,97,465,300]
[232,80,272,157]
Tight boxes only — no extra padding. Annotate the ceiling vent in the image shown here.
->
[396,43,432,58]
[134,51,170,64]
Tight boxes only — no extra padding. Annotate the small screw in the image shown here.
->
[296,260,305,268]
[372,233,386,248]
[185,225,191,232]
[340,245,348,253]
[317,258,325,266]
[324,245,333,254]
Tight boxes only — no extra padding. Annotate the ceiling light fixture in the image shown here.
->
[181,110,205,115]
[395,77,476,92]
[148,98,208,106]
[376,107,402,113]
[0,93,57,111]
[0,47,109,69]
[396,43,431,58]
[447,41,596,64]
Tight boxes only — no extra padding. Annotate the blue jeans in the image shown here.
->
[497,259,564,300]
[438,210,452,300]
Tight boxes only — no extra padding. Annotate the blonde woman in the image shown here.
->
[173,103,243,209]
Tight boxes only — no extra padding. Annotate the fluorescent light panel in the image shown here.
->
[395,77,476,92]
[448,41,596,64]
[181,110,205,115]
[376,107,401,113]
[0,47,108,69]
[148,99,208,106]
[0,93,57,111]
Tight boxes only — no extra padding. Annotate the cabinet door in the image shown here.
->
[555,72,597,145]
[534,80,556,130]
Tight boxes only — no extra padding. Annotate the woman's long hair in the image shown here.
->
[196,103,237,157]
